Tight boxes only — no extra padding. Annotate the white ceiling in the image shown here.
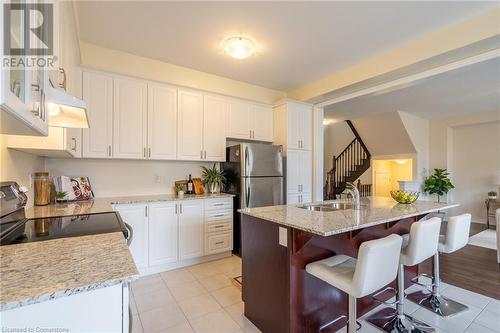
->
[324,57,500,119]
[74,1,498,91]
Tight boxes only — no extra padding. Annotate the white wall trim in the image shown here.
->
[312,106,324,201]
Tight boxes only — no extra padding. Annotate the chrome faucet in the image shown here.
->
[345,182,360,210]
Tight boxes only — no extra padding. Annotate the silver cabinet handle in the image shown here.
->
[143,148,146,158]
[108,145,112,157]
[180,203,183,214]
[213,214,225,217]
[175,204,178,214]
[215,241,224,245]
[59,67,67,91]
[200,150,203,159]
[214,225,225,228]
[145,206,148,217]
[204,151,207,159]
[249,130,252,139]
[148,147,151,158]
[213,203,225,206]
[71,138,77,151]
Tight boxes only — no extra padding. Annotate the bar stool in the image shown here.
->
[367,217,442,333]
[407,214,471,317]
[305,234,403,333]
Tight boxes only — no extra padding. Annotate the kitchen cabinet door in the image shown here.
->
[226,99,251,140]
[177,90,204,161]
[82,71,113,158]
[287,193,300,205]
[148,202,178,266]
[113,77,147,159]
[203,95,227,161]
[178,200,204,260]
[251,103,273,142]
[300,150,313,194]
[299,106,313,150]
[114,204,149,270]
[147,83,177,160]
[287,103,300,149]
[286,149,301,195]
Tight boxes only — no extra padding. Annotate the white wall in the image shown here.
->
[429,110,500,222]
[323,121,355,179]
[0,135,45,206]
[45,158,214,197]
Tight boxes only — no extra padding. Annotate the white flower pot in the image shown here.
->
[177,191,184,198]
[209,184,219,194]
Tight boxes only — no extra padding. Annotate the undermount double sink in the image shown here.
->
[298,202,360,212]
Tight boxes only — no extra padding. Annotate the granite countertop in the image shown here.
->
[0,232,138,311]
[25,193,234,219]
[239,196,458,236]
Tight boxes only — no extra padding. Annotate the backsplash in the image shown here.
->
[45,158,215,198]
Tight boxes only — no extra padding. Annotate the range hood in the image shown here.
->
[46,86,89,128]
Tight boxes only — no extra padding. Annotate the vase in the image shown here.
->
[209,184,219,194]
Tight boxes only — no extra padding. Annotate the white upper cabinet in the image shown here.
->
[113,77,147,159]
[148,202,178,266]
[178,200,204,260]
[274,100,312,151]
[177,89,204,161]
[82,71,113,158]
[226,99,251,140]
[203,95,227,161]
[227,99,273,142]
[251,103,273,142]
[147,83,177,160]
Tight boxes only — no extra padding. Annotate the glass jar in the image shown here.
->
[34,172,51,206]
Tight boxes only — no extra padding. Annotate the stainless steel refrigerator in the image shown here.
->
[221,143,284,256]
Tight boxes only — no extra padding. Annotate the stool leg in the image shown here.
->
[367,264,435,332]
[407,252,469,317]
[348,295,357,333]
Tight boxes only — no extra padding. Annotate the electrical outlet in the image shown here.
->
[155,175,161,183]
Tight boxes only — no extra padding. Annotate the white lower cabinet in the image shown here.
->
[178,199,204,260]
[114,198,232,275]
[1,283,126,333]
[114,203,149,270]
[148,201,178,266]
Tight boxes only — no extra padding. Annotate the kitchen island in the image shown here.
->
[239,196,458,333]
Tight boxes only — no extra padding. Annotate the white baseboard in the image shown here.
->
[139,251,233,277]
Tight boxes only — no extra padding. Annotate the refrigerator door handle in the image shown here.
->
[245,146,250,177]
[245,180,250,208]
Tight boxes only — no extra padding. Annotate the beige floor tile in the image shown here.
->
[161,268,197,286]
[223,267,242,279]
[135,288,176,313]
[131,314,143,333]
[188,262,221,279]
[178,293,221,319]
[140,302,188,332]
[199,273,233,292]
[169,280,207,301]
[211,285,242,307]
[189,308,241,333]
[157,322,195,333]
[224,302,261,333]
[132,274,168,296]
[130,294,139,315]
[213,258,242,274]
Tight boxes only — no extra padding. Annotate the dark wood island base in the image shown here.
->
[241,214,426,333]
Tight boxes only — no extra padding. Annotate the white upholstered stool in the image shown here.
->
[306,234,403,333]
[367,217,442,333]
[407,213,471,317]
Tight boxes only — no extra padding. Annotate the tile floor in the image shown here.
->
[130,255,500,333]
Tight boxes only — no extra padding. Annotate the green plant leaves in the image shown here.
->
[423,168,455,197]
[201,163,226,187]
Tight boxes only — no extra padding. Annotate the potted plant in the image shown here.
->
[201,164,226,194]
[423,168,455,203]
[488,191,497,200]
[174,185,185,198]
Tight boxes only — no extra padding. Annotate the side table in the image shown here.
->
[485,198,499,229]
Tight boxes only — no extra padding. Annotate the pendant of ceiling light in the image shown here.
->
[221,36,257,59]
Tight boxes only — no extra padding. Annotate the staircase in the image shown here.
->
[324,120,371,199]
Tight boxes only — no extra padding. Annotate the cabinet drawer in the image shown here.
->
[204,231,232,255]
[205,209,232,222]
[205,221,232,233]
[205,198,233,211]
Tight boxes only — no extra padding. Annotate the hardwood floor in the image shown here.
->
[419,223,500,300]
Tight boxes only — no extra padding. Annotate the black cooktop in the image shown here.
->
[0,212,128,246]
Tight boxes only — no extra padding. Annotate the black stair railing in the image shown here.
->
[325,120,371,199]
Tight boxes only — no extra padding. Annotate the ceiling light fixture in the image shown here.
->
[221,36,257,59]
[395,159,408,164]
